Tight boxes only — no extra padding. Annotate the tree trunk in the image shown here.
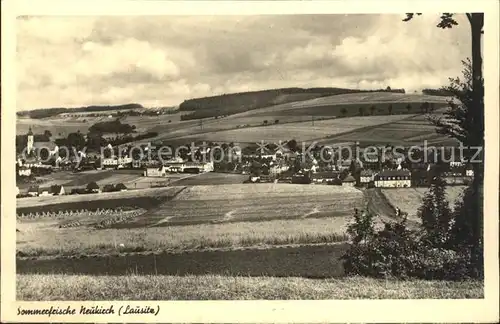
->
[469,13,484,277]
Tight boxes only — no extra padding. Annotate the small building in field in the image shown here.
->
[374,170,411,188]
[86,182,101,193]
[27,186,40,197]
[342,174,356,187]
[115,183,128,192]
[144,166,166,177]
[49,185,65,195]
[38,187,53,197]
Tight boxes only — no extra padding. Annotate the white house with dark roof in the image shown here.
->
[18,166,32,177]
[312,171,339,183]
[144,166,167,177]
[374,170,411,188]
[360,170,375,184]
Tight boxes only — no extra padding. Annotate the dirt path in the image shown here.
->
[364,188,396,218]
[363,188,420,228]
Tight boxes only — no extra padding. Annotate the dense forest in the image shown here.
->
[421,88,455,96]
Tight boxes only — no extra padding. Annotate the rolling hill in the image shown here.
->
[17,88,454,147]
[178,87,406,119]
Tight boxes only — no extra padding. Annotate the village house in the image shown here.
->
[269,162,289,177]
[360,170,375,185]
[342,174,356,187]
[291,170,312,184]
[27,186,40,197]
[18,166,32,177]
[30,185,64,197]
[144,166,167,177]
[259,174,274,183]
[374,170,411,188]
[118,156,133,167]
[87,182,101,193]
[185,161,214,173]
[48,185,65,196]
[312,171,339,184]
[465,164,474,177]
[102,157,119,168]
[38,187,52,196]
[277,169,294,183]
[20,156,42,169]
[443,171,470,185]
[450,161,465,168]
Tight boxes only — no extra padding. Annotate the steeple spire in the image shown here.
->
[27,127,33,136]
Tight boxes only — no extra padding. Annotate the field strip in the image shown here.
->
[311,114,417,144]
[150,216,174,227]
[17,241,349,261]
[302,206,320,218]
[168,173,204,185]
[222,208,237,221]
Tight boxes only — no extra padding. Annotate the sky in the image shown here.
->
[16,14,471,111]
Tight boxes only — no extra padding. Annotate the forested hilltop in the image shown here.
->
[178,87,406,120]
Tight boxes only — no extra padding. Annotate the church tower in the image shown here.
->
[27,127,34,154]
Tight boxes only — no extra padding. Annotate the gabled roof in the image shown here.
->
[312,171,339,179]
[38,187,51,193]
[49,185,64,193]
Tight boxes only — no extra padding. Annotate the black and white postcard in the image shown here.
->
[1,0,499,323]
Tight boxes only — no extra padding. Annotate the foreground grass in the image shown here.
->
[17,274,483,300]
[17,218,350,257]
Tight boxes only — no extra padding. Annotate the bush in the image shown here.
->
[341,209,474,280]
[102,184,116,193]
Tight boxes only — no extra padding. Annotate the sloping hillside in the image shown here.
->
[178,87,407,120]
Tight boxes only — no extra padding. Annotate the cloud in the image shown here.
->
[16,15,470,110]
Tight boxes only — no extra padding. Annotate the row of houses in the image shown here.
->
[18,184,66,197]
[18,181,129,198]
[143,159,215,177]
[253,168,466,188]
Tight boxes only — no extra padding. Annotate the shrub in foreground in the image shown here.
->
[341,209,474,281]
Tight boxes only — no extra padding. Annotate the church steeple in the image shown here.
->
[27,126,34,154]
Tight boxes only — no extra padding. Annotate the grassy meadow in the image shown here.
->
[17,274,483,300]
[381,186,466,222]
